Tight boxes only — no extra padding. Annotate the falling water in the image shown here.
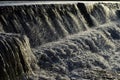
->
[0,2,120,80]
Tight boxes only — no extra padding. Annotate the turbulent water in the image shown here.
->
[0,33,38,80]
[0,2,120,80]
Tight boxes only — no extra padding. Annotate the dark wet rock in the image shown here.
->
[77,3,94,27]
[116,10,120,18]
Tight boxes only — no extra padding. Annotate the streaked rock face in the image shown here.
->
[0,33,37,80]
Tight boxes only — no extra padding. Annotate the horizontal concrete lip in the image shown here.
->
[0,1,119,6]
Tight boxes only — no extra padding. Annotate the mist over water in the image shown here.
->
[0,2,120,80]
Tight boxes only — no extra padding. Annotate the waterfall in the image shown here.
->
[0,33,37,80]
[0,2,120,80]
[0,3,117,47]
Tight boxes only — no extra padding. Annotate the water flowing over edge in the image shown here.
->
[0,2,120,80]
